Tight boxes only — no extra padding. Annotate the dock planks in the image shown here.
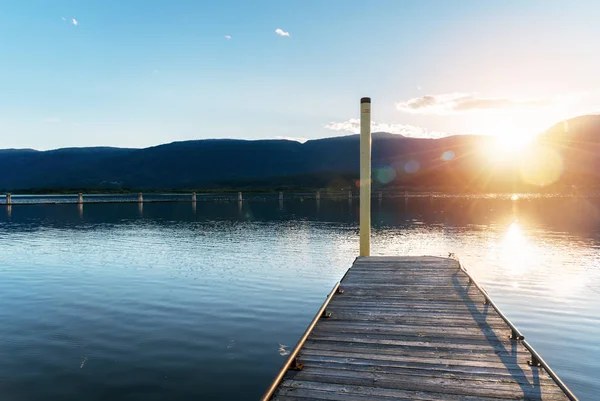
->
[265,256,574,400]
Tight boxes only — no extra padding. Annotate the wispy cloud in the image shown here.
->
[225,35,231,40]
[275,136,308,143]
[61,17,66,21]
[324,119,448,139]
[396,93,553,114]
[275,28,290,37]
[72,18,78,26]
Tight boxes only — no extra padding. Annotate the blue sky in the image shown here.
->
[1,0,600,149]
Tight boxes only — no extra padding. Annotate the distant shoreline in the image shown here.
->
[2,188,597,197]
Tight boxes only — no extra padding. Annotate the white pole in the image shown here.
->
[138,192,143,203]
[238,191,243,202]
[360,97,371,257]
[78,193,83,204]
[6,193,11,205]
[192,192,197,202]
[316,191,320,201]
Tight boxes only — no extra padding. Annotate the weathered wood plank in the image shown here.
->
[326,302,495,314]
[312,321,514,341]
[275,380,564,401]
[296,361,559,391]
[298,354,556,384]
[274,380,527,401]
[325,313,509,327]
[308,334,521,352]
[298,348,529,370]
[301,341,536,364]
[310,332,520,348]
[331,292,485,302]
[268,257,571,401]
[325,308,501,320]
[326,302,494,311]
[283,366,567,399]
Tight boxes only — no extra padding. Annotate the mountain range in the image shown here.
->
[1,115,599,193]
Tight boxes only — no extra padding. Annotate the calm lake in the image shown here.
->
[0,195,598,400]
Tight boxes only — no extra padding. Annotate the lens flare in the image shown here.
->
[441,150,455,161]
[374,167,396,184]
[404,160,420,174]
[520,146,564,187]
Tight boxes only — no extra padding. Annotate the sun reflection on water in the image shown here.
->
[500,220,533,279]
[493,218,588,302]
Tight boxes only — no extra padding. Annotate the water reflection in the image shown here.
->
[499,220,532,278]
[2,197,600,237]
[0,197,598,399]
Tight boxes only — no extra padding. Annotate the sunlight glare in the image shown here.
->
[520,146,564,186]
[501,221,532,277]
[472,108,562,163]
[493,132,533,152]
[481,135,532,164]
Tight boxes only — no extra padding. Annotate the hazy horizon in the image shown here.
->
[4,111,598,152]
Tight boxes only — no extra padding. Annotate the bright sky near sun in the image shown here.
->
[2,0,600,150]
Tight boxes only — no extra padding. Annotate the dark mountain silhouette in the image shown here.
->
[1,115,600,192]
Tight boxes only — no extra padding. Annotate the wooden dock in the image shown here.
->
[262,256,577,401]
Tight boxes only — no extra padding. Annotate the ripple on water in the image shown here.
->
[0,198,598,400]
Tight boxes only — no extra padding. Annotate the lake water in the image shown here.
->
[0,195,598,400]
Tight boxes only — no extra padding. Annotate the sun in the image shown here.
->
[481,130,534,164]
[477,119,565,187]
[484,114,539,151]
[472,111,544,162]
[493,132,533,151]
